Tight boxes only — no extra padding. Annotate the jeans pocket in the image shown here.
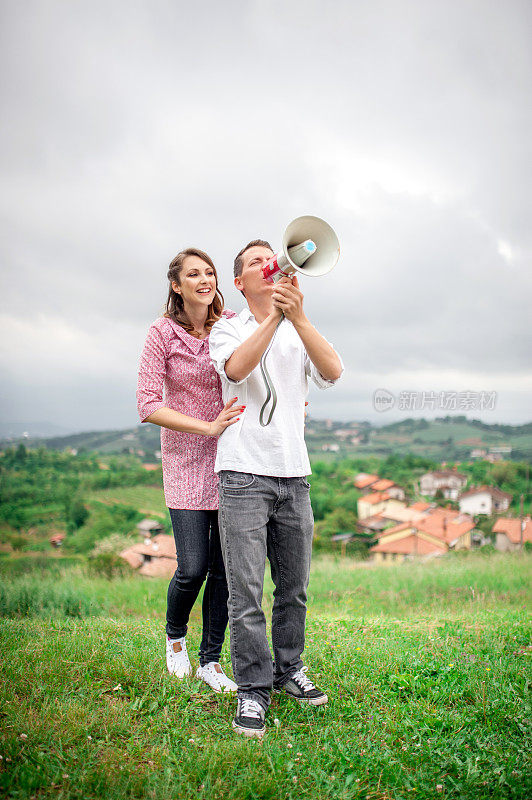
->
[221,471,256,491]
[298,477,311,490]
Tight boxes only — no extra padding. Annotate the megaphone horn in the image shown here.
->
[262,215,340,283]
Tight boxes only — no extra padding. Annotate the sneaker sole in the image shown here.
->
[197,680,238,694]
[274,689,328,706]
[195,671,237,693]
[232,720,265,738]
[167,667,193,678]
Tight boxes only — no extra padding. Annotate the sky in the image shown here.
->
[1,0,531,434]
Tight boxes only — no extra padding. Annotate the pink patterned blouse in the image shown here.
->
[136,312,235,510]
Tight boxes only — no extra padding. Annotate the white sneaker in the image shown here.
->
[166,636,192,678]
[196,662,238,693]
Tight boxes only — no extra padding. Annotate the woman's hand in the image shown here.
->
[207,397,245,437]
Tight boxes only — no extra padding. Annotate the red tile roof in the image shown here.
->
[415,513,475,544]
[410,501,431,511]
[492,517,532,544]
[120,534,176,562]
[362,491,390,505]
[354,473,379,489]
[139,558,176,577]
[378,522,412,537]
[460,485,513,501]
[371,533,447,556]
[120,549,144,569]
[371,479,395,491]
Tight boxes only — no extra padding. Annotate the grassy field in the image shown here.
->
[87,486,168,519]
[1,553,531,799]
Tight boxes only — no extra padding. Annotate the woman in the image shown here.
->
[136,248,244,692]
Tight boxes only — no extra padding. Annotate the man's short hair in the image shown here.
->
[233,239,273,279]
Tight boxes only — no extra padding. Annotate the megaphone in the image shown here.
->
[262,215,340,283]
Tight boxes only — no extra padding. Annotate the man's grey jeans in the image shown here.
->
[218,471,314,710]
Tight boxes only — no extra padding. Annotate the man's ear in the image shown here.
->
[234,275,244,295]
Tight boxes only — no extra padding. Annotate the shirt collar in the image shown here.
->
[166,318,206,354]
[239,307,257,325]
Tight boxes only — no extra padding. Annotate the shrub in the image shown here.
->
[87,552,132,580]
[0,577,102,618]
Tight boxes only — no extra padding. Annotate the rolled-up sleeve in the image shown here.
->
[136,324,168,421]
[304,342,344,390]
[209,318,247,385]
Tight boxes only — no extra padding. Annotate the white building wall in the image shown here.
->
[459,492,493,515]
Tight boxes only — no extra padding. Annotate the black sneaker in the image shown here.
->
[276,667,328,706]
[232,697,266,738]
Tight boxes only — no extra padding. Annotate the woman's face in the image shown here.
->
[172,255,217,310]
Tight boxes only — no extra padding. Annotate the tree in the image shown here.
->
[68,497,89,530]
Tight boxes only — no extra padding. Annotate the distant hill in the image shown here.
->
[2,416,531,464]
[304,416,532,463]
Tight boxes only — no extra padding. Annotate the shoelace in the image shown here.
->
[240,698,262,720]
[291,667,316,692]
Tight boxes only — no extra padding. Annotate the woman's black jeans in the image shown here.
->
[166,508,229,666]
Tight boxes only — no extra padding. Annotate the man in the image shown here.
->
[209,239,343,737]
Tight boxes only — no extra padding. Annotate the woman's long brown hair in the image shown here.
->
[164,248,224,337]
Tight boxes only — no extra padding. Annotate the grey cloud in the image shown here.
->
[1,0,531,430]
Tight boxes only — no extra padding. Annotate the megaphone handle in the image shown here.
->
[258,316,284,427]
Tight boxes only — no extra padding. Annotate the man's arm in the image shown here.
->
[271,276,343,382]
[224,310,283,382]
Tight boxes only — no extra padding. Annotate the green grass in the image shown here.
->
[87,486,167,518]
[1,553,531,799]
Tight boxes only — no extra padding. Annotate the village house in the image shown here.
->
[354,473,406,501]
[470,449,487,459]
[374,480,405,501]
[419,470,468,500]
[356,514,392,536]
[370,523,448,562]
[369,507,476,562]
[458,486,512,516]
[120,533,176,577]
[492,517,532,551]
[357,492,406,521]
[414,508,476,550]
[379,501,432,525]
[354,473,379,493]
[136,518,165,537]
[357,501,432,535]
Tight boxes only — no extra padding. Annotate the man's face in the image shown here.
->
[235,246,275,298]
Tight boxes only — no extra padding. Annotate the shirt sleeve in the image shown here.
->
[136,323,168,421]
[304,341,345,390]
[209,317,247,385]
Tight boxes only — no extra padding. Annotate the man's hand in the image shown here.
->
[272,275,306,325]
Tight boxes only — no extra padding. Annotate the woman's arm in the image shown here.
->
[137,322,243,436]
[145,399,242,437]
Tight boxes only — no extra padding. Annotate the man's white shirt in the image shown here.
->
[209,308,343,477]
